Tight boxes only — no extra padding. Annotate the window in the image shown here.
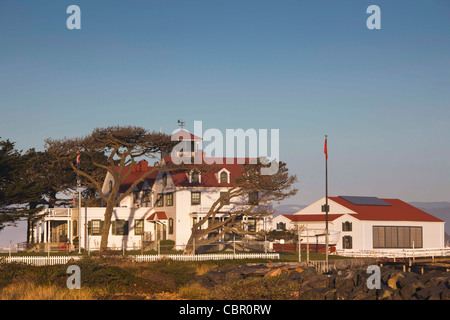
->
[108,180,113,193]
[135,219,144,236]
[247,218,257,232]
[156,193,164,207]
[220,171,228,184]
[169,218,174,234]
[220,192,230,205]
[248,192,259,205]
[143,190,151,203]
[342,221,352,231]
[276,222,286,230]
[191,171,200,183]
[73,220,77,237]
[112,220,129,235]
[162,173,167,187]
[373,226,423,249]
[133,191,140,204]
[89,220,102,235]
[342,236,353,249]
[165,193,174,206]
[191,192,201,205]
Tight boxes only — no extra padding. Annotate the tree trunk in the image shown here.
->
[100,201,115,251]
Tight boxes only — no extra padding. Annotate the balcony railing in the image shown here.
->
[41,208,72,218]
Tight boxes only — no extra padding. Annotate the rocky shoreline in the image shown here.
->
[189,262,450,300]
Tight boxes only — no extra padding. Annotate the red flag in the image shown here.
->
[73,193,76,205]
[324,137,328,159]
[76,154,80,166]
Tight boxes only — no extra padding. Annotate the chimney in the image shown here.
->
[139,160,148,171]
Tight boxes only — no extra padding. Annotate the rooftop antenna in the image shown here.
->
[177,119,185,130]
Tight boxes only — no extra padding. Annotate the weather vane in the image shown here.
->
[177,119,185,129]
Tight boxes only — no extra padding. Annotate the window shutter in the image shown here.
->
[100,221,104,235]
[88,221,92,235]
[112,221,116,235]
[124,221,129,235]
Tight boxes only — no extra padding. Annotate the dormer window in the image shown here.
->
[162,173,168,187]
[220,171,228,184]
[190,170,200,183]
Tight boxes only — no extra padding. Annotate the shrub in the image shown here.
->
[159,240,175,251]
[0,281,96,300]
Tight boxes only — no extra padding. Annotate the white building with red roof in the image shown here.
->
[31,130,273,252]
[273,195,445,254]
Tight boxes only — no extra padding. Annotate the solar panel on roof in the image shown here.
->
[339,196,391,206]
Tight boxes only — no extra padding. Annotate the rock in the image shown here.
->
[420,270,444,284]
[399,281,425,299]
[206,271,225,284]
[381,267,396,284]
[397,272,421,289]
[299,267,317,278]
[415,284,447,300]
[334,277,354,292]
[264,267,288,278]
[225,271,242,283]
[288,270,302,282]
[387,272,405,290]
[424,276,448,288]
[378,287,394,300]
[299,287,335,300]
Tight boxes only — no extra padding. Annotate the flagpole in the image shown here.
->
[325,135,329,272]
[77,146,82,254]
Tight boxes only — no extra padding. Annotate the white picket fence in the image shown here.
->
[336,247,450,259]
[0,256,81,266]
[0,253,279,266]
[132,253,280,262]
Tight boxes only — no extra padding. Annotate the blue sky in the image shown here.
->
[0,0,449,206]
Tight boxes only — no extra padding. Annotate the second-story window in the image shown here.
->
[248,192,259,205]
[166,193,174,206]
[220,191,230,205]
[156,193,164,207]
[143,190,151,203]
[191,191,201,205]
[133,191,140,204]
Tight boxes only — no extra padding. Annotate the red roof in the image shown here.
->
[282,214,343,222]
[116,161,158,193]
[171,129,202,141]
[162,156,256,187]
[146,211,168,221]
[329,197,444,222]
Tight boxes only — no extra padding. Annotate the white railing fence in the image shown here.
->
[0,256,81,266]
[336,247,450,259]
[0,253,279,266]
[132,252,280,262]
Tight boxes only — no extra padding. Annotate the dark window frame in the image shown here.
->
[191,191,201,205]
